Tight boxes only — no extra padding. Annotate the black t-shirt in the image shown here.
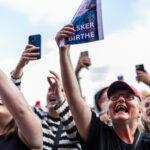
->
[0,133,30,150]
[78,111,150,150]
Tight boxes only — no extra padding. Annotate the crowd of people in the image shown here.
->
[0,23,150,150]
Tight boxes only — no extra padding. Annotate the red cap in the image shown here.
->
[107,80,142,101]
[35,101,40,107]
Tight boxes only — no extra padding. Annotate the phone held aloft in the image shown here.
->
[135,64,145,72]
[80,50,90,67]
[28,34,41,59]
[80,51,89,57]
[117,75,124,81]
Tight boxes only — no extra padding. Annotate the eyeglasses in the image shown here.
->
[110,93,136,101]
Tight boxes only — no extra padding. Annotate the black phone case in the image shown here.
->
[136,64,145,72]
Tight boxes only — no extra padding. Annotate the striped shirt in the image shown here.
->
[33,101,81,150]
[11,73,82,150]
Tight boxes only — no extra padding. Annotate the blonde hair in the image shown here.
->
[4,118,18,138]
[139,95,150,132]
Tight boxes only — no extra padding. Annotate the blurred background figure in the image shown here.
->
[135,64,150,132]
[75,50,91,98]
[94,87,111,125]
[35,100,42,109]
[94,87,108,113]
[75,50,111,125]
[117,75,124,81]
[141,95,150,132]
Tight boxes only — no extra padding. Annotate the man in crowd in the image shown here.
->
[94,87,111,125]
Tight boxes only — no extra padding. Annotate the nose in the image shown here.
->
[117,95,125,102]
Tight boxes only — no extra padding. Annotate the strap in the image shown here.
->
[131,132,143,150]
[52,121,63,150]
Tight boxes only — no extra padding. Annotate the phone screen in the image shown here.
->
[117,75,124,81]
[28,34,41,59]
[80,51,89,57]
[135,64,145,72]
[80,51,90,67]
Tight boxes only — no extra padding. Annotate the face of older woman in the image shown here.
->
[108,89,142,124]
[144,96,150,123]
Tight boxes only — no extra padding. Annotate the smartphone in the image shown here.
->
[117,75,124,81]
[135,64,145,72]
[80,51,89,57]
[80,51,90,67]
[28,34,41,59]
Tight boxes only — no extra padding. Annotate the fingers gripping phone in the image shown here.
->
[28,34,41,59]
[135,64,145,72]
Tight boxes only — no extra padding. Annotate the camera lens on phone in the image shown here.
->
[29,36,35,42]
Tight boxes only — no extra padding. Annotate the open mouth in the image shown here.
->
[147,112,150,116]
[47,99,57,106]
[115,105,128,113]
[50,99,56,102]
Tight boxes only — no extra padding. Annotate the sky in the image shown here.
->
[0,0,150,108]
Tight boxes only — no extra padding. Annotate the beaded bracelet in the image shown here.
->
[54,98,64,105]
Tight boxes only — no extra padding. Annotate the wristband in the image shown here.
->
[55,98,64,105]
[51,97,64,105]
[10,70,24,79]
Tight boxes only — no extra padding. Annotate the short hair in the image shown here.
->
[94,87,108,112]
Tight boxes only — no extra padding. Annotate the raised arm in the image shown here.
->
[0,69,42,149]
[48,70,78,140]
[136,70,150,87]
[11,45,40,89]
[55,24,92,141]
[75,53,91,98]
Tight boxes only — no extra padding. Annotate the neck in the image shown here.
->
[113,120,138,144]
[0,116,12,135]
[48,109,59,118]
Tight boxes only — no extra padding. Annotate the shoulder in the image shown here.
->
[32,106,48,119]
[143,132,150,141]
[88,111,112,138]
[140,132,150,148]
[0,133,30,150]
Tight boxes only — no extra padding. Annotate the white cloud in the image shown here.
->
[132,0,150,16]
[0,0,82,24]
[1,0,150,108]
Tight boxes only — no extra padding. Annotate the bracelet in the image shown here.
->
[54,97,65,110]
[51,97,64,105]
[55,98,64,105]
[10,70,24,80]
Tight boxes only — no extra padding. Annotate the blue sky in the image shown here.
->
[0,0,140,59]
[0,0,150,107]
